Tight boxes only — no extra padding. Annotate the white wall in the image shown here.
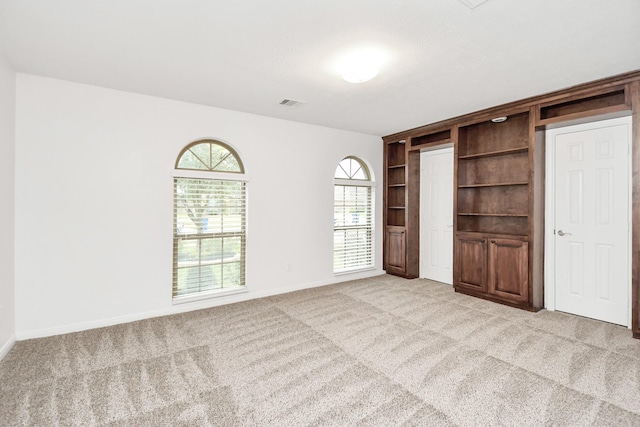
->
[15,74,383,338]
[0,54,16,358]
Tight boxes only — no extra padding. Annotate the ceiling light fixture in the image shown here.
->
[336,48,387,84]
[342,64,379,84]
[491,116,507,123]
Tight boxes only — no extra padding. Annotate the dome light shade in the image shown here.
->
[336,48,387,84]
[342,64,379,83]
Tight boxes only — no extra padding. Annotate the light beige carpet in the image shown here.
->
[2,275,640,426]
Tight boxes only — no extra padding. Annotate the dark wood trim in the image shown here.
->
[537,104,629,127]
[531,119,546,309]
[527,107,537,308]
[383,70,640,143]
[409,129,452,151]
[631,80,640,337]
[384,70,640,338]
[382,139,389,271]
[537,84,627,110]
[406,150,420,278]
[408,139,452,151]
[451,125,459,286]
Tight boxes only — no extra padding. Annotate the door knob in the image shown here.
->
[557,230,572,236]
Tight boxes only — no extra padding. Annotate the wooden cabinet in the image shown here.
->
[383,141,408,276]
[455,234,529,305]
[455,234,487,292]
[385,141,406,228]
[456,112,530,236]
[488,238,529,303]
[383,140,419,278]
[453,111,539,309]
[382,71,640,331]
[383,112,541,307]
[385,226,406,275]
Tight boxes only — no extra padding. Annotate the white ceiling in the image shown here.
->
[1,0,639,137]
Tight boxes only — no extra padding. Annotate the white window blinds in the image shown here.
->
[333,157,374,273]
[173,140,247,300]
[173,177,246,298]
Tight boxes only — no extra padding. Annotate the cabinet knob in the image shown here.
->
[490,240,496,243]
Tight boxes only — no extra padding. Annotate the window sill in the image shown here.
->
[334,266,376,276]
[172,286,248,305]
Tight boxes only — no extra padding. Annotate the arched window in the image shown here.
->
[333,157,374,273]
[173,140,247,300]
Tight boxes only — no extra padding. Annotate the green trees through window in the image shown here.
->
[176,141,243,172]
[334,157,374,273]
[173,140,246,299]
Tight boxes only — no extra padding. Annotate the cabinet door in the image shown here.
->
[385,226,406,274]
[455,235,487,292]
[488,238,528,303]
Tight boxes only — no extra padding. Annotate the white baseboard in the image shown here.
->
[0,334,16,361]
[15,270,385,341]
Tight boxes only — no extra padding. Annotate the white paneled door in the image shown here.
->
[420,148,454,284]
[550,117,631,326]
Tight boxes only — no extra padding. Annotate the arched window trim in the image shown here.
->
[172,139,248,302]
[334,156,374,188]
[335,155,371,181]
[175,139,245,174]
[333,156,375,274]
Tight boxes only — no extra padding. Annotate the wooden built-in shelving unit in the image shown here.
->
[385,142,406,228]
[382,70,640,336]
[453,111,533,305]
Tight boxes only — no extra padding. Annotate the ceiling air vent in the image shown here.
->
[279,99,307,108]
